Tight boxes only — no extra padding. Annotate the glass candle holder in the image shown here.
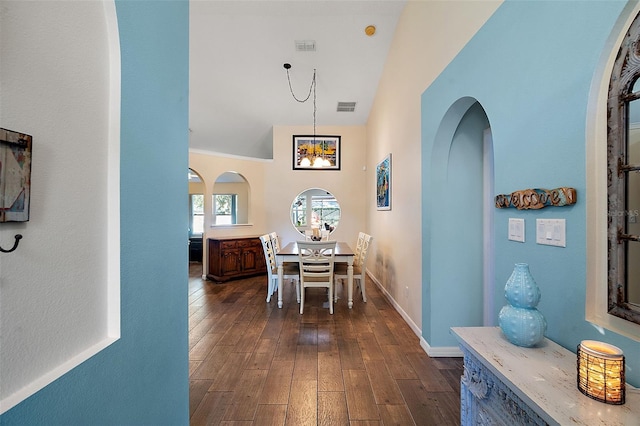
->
[577,340,625,405]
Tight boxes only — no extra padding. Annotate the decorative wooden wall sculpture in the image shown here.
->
[495,187,576,210]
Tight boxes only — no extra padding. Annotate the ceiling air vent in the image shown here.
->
[337,102,356,112]
[295,40,316,52]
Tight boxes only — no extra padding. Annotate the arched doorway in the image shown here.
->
[427,98,494,350]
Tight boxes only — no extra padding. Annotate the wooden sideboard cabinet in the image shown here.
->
[451,327,640,426]
[207,236,267,282]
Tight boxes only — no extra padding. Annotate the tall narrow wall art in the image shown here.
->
[376,153,391,210]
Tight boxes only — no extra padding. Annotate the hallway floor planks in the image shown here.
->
[188,263,463,425]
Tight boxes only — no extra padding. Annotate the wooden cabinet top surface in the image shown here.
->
[208,236,261,241]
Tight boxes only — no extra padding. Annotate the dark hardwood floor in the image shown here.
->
[188,262,463,425]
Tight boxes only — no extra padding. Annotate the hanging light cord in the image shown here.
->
[285,67,317,138]
[285,67,315,103]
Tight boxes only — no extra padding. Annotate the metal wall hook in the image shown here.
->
[0,234,23,253]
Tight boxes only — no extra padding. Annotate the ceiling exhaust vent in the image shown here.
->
[337,102,356,112]
[295,40,316,52]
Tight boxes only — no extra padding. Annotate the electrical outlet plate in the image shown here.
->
[536,218,566,247]
[508,218,525,242]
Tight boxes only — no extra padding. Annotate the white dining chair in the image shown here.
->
[334,232,373,303]
[297,240,337,314]
[259,233,299,303]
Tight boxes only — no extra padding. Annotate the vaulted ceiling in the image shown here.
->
[189,1,406,159]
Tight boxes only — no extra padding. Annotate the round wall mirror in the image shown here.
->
[290,188,341,234]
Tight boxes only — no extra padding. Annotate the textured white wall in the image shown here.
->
[366,1,502,333]
[0,1,117,412]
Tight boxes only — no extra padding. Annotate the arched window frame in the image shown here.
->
[608,11,640,325]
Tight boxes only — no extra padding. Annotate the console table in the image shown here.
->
[451,327,639,426]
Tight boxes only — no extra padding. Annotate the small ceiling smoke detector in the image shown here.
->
[337,102,356,112]
[295,40,316,52]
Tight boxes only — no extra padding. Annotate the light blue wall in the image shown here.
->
[422,0,640,386]
[429,102,488,345]
[0,1,190,424]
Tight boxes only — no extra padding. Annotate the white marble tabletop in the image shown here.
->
[451,327,640,426]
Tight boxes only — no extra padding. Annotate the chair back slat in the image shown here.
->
[357,233,373,268]
[269,231,280,252]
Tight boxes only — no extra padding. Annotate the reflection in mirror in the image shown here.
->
[291,188,341,234]
[212,172,250,225]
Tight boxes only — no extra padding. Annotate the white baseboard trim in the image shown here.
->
[366,271,421,338]
[420,336,463,358]
[367,270,463,358]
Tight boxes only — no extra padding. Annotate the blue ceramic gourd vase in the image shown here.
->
[498,263,547,347]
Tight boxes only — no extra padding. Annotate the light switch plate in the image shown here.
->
[508,218,525,242]
[536,218,566,247]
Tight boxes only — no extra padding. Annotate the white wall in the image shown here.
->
[269,126,367,246]
[188,153,270,235]
[189,124,366,276]
[366,1,502,333]
[189,180,205,195]
[0,1,118,412]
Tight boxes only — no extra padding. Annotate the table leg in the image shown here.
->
[347,257,354,309]
[277,257,284,308]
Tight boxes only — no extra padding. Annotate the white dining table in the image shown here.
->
[276,241,355,309]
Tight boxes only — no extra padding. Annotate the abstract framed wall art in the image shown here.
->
[293,135,341,170]
[0,128,32,222]
[376,153,391,210]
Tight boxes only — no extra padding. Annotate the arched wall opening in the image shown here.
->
[425,97,494,353]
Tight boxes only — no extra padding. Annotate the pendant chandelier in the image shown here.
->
[284,63,331,168]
